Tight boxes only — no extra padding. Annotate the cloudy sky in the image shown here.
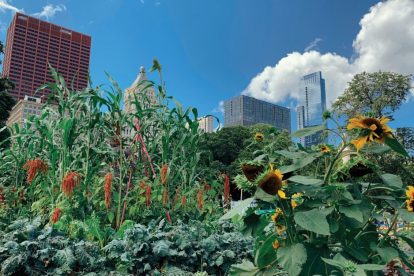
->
[0,0,413,130]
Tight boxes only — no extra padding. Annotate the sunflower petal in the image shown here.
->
[278,190,287,199]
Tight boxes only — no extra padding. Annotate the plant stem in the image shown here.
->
[323,143,349,185]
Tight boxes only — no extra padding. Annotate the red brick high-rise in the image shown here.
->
[1,12,91,100]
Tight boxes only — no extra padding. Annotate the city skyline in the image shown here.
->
[0,0,413,131]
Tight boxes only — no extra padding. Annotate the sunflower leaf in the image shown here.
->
[292,124,326,138]
[385,137,409,157]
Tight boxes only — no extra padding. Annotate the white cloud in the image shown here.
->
[32,4,66,19]
[0,0,22,13]
[304,38,322,52]
[212,100,224,114]
[243,0,414,107]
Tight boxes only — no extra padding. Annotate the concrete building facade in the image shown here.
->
[198,116,214,133]
[7,96,43,128]
[2,12,91,100]
[224,95,290,132]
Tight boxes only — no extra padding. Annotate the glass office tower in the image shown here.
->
[296,71,327,147]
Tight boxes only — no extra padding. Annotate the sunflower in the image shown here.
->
[241,162,265,182]
[406,199,414,212]
[272,239,280,249]
[291,193,303,209]
[257,165,284,195]
[320,145,330,153]
[271,208,282,222]
[347,115,392,151]
[255,132,264,142]
[406,186,414,200]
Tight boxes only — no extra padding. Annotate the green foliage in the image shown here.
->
[0,217,253,275]
[332,71,412,118]
[103,219,254,274]
[222,109,413,275]
[0,63,223,235]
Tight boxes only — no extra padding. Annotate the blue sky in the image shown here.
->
[1,0,413,131]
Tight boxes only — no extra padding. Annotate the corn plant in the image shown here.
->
[0,61,224,244]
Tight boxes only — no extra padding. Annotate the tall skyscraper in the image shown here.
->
[1,12,91,100]
[224,95,291,132]
[296,71,327,147]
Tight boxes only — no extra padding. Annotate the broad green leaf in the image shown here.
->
[229,261,260,276]
[220,197,255,221]
[255,234,277,268]
[277,243,307,276]
[321,257,343,270]
[255,188,277,203]
[292,124,326,138]
[385,137,409,157]
[280,155,317,174]
[275,150,305,159]
[399,209,414,222]
[288,175,323,185]
[380,173,403,188]
[359,264,385,271]
[339,205,364,223]
[294,209,330,235]
[376,247,398,263]
[361,143,391,154]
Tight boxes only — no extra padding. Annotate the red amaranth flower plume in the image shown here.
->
[145,185,152,207]
[62,171,81,197]
[197,189,204,210]
[162,187,169,205]
[51,208,62,224]
[23,159,48,184]
[160,164,168,185]
[181,194,187,207]
[0,188,5,203]
[166,211,172,224]
[104,173,113,209]
[224,174,230,204]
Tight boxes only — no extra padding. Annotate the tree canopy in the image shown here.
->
[332,71,411,118]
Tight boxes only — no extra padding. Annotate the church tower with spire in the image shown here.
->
[124,66,156,136]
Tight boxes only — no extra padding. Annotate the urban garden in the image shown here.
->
[0,61,414,275]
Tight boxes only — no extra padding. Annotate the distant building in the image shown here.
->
[7,96,43,128]
[296,71,327,147]
[124,66,156,136]
[1,12,91,101]
[198,116,214,133]
[223,95,291,132]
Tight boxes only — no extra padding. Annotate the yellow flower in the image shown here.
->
[272,239,280,249]
[406,186,414,200]
[347,115,392,151]
[255,132,264,142]
[257,165,284,195]
[276,225,286,235]
[278,190,287,199]
[406,199,414,212]
[271,208,282,222]
[320,145,330,153]
[291,193,303,209]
